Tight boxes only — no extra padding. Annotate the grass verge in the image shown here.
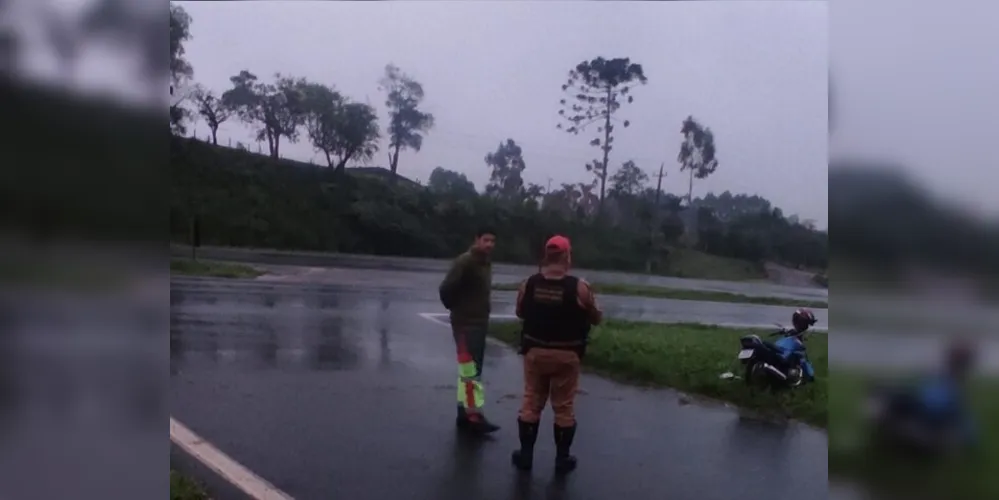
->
[663,247,768,281]
[491,282,827,309]
[170,258,264,279]
[170,470,210,500]
[488,319,827,427]
[828,369,999,500]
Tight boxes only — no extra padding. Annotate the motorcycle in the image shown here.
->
[862,382,971,456]
[735,326,809,390]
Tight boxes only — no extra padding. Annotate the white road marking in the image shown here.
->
[416,312,516,347]
[170,417,295,500]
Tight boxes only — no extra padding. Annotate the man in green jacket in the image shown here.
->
[439,227,500,435]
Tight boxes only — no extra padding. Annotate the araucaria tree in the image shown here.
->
[557,57,647,213]
[677,116,719,205]
[379,64,434,180]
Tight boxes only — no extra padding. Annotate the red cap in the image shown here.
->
[545,235,571,253]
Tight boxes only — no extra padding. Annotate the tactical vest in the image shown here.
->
[520,273,590,354]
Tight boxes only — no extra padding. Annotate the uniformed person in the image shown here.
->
[510,235,602,473]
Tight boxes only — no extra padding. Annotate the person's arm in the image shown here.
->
[576,279,603,325]
[439,254,469,302]
[515,279,528,319]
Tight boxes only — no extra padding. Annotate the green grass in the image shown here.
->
[170,470,210,500]
[492,282,827,308]
[665,248,767,281]
[828,370,999,500]
[489,319,827,427]
[170,258,264,279]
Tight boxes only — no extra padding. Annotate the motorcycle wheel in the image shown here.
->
[744,361,770,389]
[786,367,803,387]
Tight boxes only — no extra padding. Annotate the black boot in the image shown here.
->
[553,423,578,474]
[456,406,470,429]
[511,419,540,471]
[466,413,500,435]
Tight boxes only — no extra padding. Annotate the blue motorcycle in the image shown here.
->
[863,377,978,456]
[735,326,813,390]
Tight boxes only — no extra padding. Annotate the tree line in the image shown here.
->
[169,4,827,277]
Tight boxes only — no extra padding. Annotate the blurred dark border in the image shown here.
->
[0,76,167,245]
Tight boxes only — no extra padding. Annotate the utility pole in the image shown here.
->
[646,162,665,273]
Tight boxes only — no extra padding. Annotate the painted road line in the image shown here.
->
[417,312,514,348]
[170,417,295,500]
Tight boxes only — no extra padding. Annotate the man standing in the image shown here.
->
[438,227,500,435]
[511,235,602,473]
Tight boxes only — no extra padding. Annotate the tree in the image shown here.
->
[609,160,648,198]
[428,167,477,197]
[298,82,380,171]
[484,139,527,202]
[191,84,232,145]
[557,57,647,212]
[168,4,194,134]
[379,64,435,180]
[222,71,307,159]
[677,116,719,206]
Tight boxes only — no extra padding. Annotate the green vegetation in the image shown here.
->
[492,281,827,308]
[165,5,827,281]
[170,470,210,500]
[489,320,828,427]
[170,258,264,279]
[660,247,768,281]
[829,370,999,500]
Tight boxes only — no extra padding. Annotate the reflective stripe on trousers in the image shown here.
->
[458,364,485,412]
[454,325,486,413]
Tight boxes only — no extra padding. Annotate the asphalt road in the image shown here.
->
[171,245,828,302]
[170,274,828,500]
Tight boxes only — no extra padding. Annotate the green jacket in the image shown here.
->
[439,248,492,326]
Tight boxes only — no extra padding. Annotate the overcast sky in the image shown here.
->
[175,1,828,226]
[830,0,999,220]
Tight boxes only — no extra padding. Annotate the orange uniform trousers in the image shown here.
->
[518,347,581,427]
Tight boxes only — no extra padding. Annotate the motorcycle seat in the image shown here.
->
[761,340,784,354]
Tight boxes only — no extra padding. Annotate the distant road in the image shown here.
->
[171,244,828,302]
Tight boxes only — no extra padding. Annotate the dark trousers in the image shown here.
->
[452,323,487,415]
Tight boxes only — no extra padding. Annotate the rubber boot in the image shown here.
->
[456,406,470,429]
[553,423,578,474]
[511,419,540,470]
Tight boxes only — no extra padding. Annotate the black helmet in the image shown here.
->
[792,308,817,332]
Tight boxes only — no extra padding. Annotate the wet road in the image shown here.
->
[248,265,828,329]
[172,245,827,302]
[170,275,828,500]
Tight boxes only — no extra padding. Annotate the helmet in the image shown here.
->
[791,308,817,332]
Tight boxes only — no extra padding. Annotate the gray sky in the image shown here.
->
[176,1,828,227]
[830,0,999,220]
